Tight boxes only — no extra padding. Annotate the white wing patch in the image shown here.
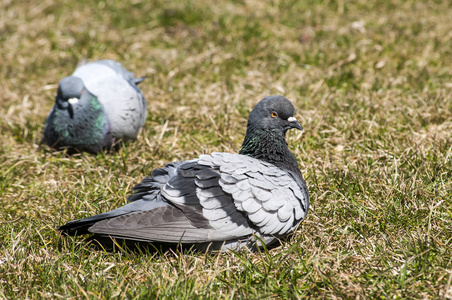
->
[72,62,147,141]
[196,180,253,238]
[198,153,308,236]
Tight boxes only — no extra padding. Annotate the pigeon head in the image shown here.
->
[56,76,84,110]
[240,95,303,171]
[55,76,100,118]
[247,95,303,134]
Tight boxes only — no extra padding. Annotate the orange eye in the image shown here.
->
[271,112,278,118]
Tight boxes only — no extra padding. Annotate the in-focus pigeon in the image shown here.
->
[58,95,309,251]
[42,60,147,153]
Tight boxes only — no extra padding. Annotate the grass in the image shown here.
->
[1,0,452,298]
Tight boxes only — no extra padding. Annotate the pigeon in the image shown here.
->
[58,95,309,251]
[42,60,147,153]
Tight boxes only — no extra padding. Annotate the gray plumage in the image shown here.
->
[58,95,309,251]
[42,60,147,153]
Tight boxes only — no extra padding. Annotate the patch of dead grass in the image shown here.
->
[1,0,452,298]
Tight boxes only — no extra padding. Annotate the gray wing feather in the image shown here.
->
[95,60,135,83]
[277,201,293,222]
[89,206,213,243]
[240,197,262,214]
[230,188,250,202]
[90,206,252,244]
[199,152,309,236]
[58,198,168,235]
[250,185,272,201]
[198,194,231,209]
[155,161,254,241]
[202,203,236,221]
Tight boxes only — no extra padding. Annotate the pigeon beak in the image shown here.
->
[68,98,79,105]
[288,116,303,131]
[68,98,79,118]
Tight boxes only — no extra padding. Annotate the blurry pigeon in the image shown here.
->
[42,60,147,153]
[58,95,309,251]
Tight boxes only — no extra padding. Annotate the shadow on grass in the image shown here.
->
[55,232,287,258]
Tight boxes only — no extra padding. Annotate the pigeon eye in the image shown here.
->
[271,112,278,118]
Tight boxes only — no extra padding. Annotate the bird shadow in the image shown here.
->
[39,138,130,156]
[55,234,286,257]
[56,234,224,257]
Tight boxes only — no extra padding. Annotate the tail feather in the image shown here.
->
[133,76,146,85]
[58,210,126,236]
[58,199,169,236]
[58,161,188,236]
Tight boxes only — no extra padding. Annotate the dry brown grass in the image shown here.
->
[1,0,452,298]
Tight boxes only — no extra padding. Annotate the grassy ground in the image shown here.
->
[1,0,452,298]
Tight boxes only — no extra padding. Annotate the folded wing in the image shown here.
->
[81,153,308,248]
[72,60,147,141]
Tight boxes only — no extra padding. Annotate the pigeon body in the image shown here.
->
[58,95,309,251]
[42,60,147,153]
